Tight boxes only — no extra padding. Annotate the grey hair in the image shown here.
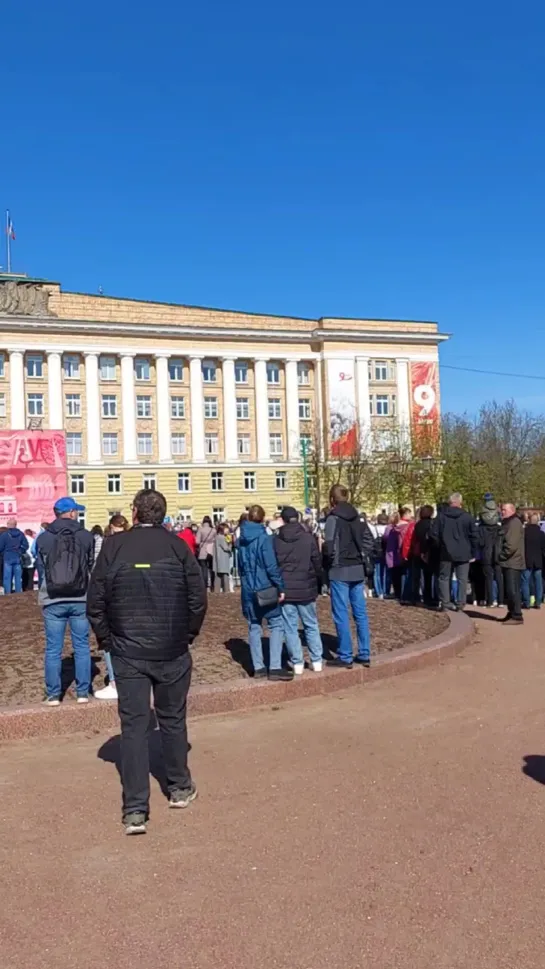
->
[449,492,462,505]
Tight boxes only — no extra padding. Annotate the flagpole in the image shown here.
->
[5,210,11,273]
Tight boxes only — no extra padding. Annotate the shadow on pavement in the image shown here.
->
[464,609,504,623]
[61,653,102,699]
[522,755,545,786]
[98,719,172,799]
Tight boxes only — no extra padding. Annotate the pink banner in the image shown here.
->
[0,432,67,535]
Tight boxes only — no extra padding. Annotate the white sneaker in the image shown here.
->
[311,660,323,673]
[292,663,304,675]
[76,696,90,704]
[95,684,118,700]
[44,697,60,707]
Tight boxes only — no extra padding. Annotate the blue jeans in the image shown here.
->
[104,651,116,683]
[282,601,323,664]
[521,568,543,607]
[330,579,370,663]
[43,601,91,699]
[373,562,385,597]
[248,614,284,672]
[3,560,22,593]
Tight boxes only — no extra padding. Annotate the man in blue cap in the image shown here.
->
[36,497,95,706]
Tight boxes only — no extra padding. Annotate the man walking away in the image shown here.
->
[522,513,545,609]
[274,506,324,674]
[480,498,504,607]
[324,485,374,668]
[0,518,28,593]
[411,505,435,606]
[87,489,207,836]
[499,503,525,624]
[36,498,95,705]
[430,493,478,611]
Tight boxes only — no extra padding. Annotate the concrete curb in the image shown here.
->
[0,611,474,742]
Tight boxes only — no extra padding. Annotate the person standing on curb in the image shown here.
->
[0,518,29,594]
[87,489,207,836]
[274,506,324,674]
[323,485,374,668]
[522,512,545,609]
[429,492,478,612]
[499,503,526,625]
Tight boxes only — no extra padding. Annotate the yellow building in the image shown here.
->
[0,274,448,526]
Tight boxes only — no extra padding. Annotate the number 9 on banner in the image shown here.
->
[413,384,435,417]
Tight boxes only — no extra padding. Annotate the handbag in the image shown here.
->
[252,539,279,609]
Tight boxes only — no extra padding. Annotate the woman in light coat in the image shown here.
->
[196,516,216,590]
[213,523,233,592]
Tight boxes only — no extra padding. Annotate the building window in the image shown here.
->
[178,508,193,522]
[267,362,280,384]
[237,433,251,456]
[137,433,153,456]
[275,471,287,491]
[269,433,283,456]
[202,360,217,383]
[27,393,44,416]
[77,509,86,526]
[26,354,43,378]
[70,474,85,496]
[102,432,118,456]
[169,359,184,381]
[211,471,224,492]
[102,394,117,418]
[65,394,81,418]
[374,361,388,381]
[64,355,80,379]
[205,433,219,456]
[171,396,185,419]
[204,397,218,419]
[0,394,6,417]
[100,356,116,380]
[171,434,186,456]
[178,472,191,493]
[297,363,310,385]
[136,395,152,418]
[212,507,225,525]
[298,398,311,420]
[268,398,282,420]
[244,471,256,492]
[66,432,82,456]
[235,361,248,383]
[135,358,150,381]
[0,354,4,378]
[107,474,122,495]
[375,394,389,416]
[300,435,312,455]
[143,474,156,490]
[236,397,249,420]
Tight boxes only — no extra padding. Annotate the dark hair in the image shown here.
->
[109,514,130,531]
[377,513,389,525]
[91,524,104,536]
[419,504,434,520]
[132,490,166,526]
[400,506,412,518]
[248,504,265,523]
[329,484,349,505]
[202,515,212,526]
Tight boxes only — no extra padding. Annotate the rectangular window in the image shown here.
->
[374,360,388,381]
[107,474,122,495]
[237,433,250,455]
[297,363,310,385]
[205,433,219,455]
[0,394,6,417]
[0,354,4,378]
[171,433,186,455]
[102,432,118,456]
[66,432,82,456]
[171,396,185,419]
[63,355,80,379]
[244,471,256,492]
[27,393,44,416]
[178,508,193,522]
[169,359,184,382]
[26,354,43,378]
[143,474,156,490]
[136,395,152,418]
[178,472,191,493]
[77,510,86,526]
[70,474,85,495]
[211,471,224,492]
[268,398,282,420]
[102,394,117,418]
[135,358,150,381]
[202,360,217,383]
[267,362,280,384]
[65,394,81,418]
[269,433,283,456]
[204,396,218,419]
[100,356,116,380]
[236,397,249,420]
[376,394,389,416]
[275,471,287,491]
[235,361,248,383]
[298,398,311,420]
[212,507,225,525]
[137,433,153,456]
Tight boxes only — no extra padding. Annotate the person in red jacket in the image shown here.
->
[178,524,197,556]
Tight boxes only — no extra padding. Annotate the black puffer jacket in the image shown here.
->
[274,523,322,604]
[87,525,207,660]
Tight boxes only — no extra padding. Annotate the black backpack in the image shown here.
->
[45,527,88,598]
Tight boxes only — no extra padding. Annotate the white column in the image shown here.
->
[84,353,102,464]
[155,354,172,463]
[315,357,325,460]
[356,356,371,449]
[396,357,411,450]
[254,358,271,463]
[222,356,238,463]
[9,351,25,430]
[47,352,63,429]
[285,359,300,461]
[189,355,205,463]
[121,354,137,463]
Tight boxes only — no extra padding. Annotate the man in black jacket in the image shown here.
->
[323,485,374,668]
[522,513,545,609]
[429,492,479,611]
[87,489,207,835]
[274,507,323,673]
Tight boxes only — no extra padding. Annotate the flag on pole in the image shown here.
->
[6,214,15,241]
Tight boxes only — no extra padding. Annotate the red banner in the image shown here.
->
[0,431,67,535]
[410,361,440,448]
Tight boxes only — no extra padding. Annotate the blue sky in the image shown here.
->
[2,0,545,413]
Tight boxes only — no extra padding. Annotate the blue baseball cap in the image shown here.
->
[54,496,85,514]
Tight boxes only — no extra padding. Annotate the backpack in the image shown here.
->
[45,527,88,598]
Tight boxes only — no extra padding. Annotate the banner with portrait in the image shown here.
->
[0,431,67,535]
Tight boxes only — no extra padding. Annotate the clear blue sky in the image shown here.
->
[2,0,545,413]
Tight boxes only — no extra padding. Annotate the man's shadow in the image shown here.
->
[463,608,504,623]
[60,652,102,699]
[522,755,545,786]
[97,713,191,799]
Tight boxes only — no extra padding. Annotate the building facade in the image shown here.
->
[0,275,448,526]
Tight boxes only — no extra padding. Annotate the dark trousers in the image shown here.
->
[482,563,503,606]
[503,568,523,620]
[199,556,215,591]
[438,560,469,608]
[112,651,192,817]
[412,558,435,605]
[390,565,406,599]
